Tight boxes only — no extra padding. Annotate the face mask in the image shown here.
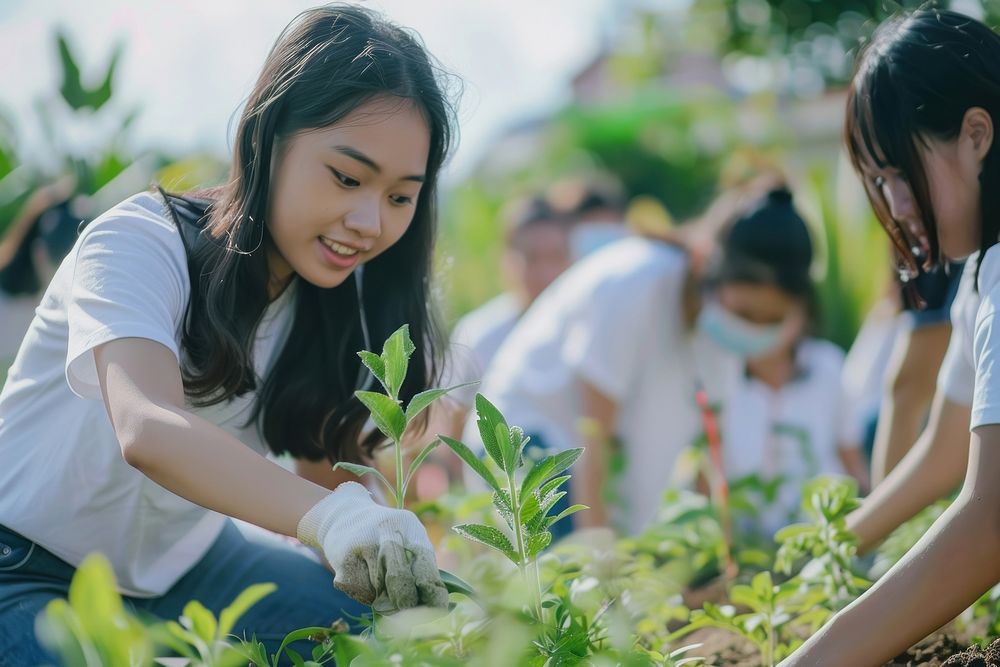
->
[696,302,785,359]
[570,222,628,260]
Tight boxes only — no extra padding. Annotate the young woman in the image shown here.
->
[462,184,865,537]
[0,4,455,663]
[781,9,1000,665]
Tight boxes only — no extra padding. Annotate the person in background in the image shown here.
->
[546,175,629,261]
[703,189,869,538]
[442,196,572,438]
[0,176,81,365]
[867,259,964,485]
[461,182,865,538]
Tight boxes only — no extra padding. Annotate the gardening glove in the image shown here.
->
[297,481,449,612]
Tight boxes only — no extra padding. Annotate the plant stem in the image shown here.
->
[506,469,542,620]
[394,435,404,510]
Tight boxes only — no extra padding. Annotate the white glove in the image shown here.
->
[297,482,448,612]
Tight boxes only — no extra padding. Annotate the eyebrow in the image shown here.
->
[333,145,425,183]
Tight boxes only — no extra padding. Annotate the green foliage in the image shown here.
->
[36,554,154,667]
[774,476,869,609]
[334,324,471,509]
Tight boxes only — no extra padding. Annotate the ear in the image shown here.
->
[961,107,994,162]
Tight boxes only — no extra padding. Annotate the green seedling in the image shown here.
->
[334,324,472,510]
[36,554,155,667]
[774,476,869,609]
[440,394,587,620]
[675,571,829,667]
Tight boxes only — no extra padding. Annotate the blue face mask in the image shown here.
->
[696,302,784,359]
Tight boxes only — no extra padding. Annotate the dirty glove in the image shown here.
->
[297,481,448,612]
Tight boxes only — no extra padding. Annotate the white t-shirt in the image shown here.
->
[971,247,1000,428]
[940,254,980,407]
[0,192,296,596]
[721,339,851,535]
[463,237,736,535]
[445,293,521,408]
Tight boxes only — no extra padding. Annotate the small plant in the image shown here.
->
[440,394,587,620]
[334,324,471,509]
[36,554,154,667]
[774,475,869,609]
[152,584,277,667]
[677,571,829,667]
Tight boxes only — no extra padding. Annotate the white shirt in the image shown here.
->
[720,339,851,535]
[940,255,979,407]
[463,238,735,535]
[445,293,521,408]
[971,247,1000,428]
[0,192,296,596]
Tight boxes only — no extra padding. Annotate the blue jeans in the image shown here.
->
[523,433,575,542]
[0,521,368,667]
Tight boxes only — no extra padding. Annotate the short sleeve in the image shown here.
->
[65,196,189,399]
[562,252,684,401]
[971,247,1000,428]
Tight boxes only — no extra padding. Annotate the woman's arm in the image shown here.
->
[848,393,971,553]
[96,337,330,537]
[573,379,619,529]
[781,425,1000,666]
[870,322,952,485]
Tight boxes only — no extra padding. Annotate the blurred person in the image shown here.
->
[0,176,81,364]
[867,259,963,485]
[782,9,1000,665]
[547,174,629,260]
[0,5,456,664]
[444,196,571,430]
[461,185,865,538]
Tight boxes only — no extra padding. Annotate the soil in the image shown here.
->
[678,627,999,666]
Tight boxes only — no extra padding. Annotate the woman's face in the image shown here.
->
[717,281,807,355]
[266,97,431,291]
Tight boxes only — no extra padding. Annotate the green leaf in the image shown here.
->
[474,394,508,469]
[520,492,542,526]
[454,523,518,562]
[358,350,387,390]
[404,382,478,423]
[548,504,588,526]
[272,627,333,666]
[332,462,396,505]
[438,435,502,495]
[218,583,276,638]
[527,531,552,558]
[520,448,584,497]
[382,325,416,399]
[439,569,477,599]
[494,423,515,474]
[181,600,218,644]
[288,648,306,667]
[401,438,442,494]
[355,390,406,442]
[333,634,372,665]
[539,475,571,497]
[493,489,516,531]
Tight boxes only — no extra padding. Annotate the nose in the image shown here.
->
[343,196,382,240]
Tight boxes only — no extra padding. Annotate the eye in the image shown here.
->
[389,194,415,206]
[329,167,360,188]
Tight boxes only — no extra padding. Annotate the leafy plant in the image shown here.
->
[774,476,869,609]
[440,394,587,620]
[36,554,154,667]
[334,324,470,509]
[153,584,277,667]
[678,571,829,667]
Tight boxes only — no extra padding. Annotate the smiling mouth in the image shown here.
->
[319,236,360,257]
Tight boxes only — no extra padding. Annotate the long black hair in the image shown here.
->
[845,8,1000,284]
[163,4,457,464]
